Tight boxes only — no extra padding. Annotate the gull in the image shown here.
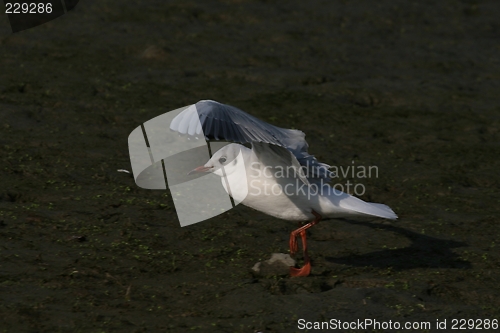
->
[170,100,397,277]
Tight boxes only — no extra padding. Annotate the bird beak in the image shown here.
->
[187,166,212,175]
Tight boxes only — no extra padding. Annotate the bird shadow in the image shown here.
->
[323,219,471,270]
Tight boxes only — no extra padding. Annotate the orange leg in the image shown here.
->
[289,210,322,277]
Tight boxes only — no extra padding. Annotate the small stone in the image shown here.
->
[251,253,296,277]
[267,253,295,266]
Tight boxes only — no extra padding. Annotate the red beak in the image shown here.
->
[188,166,212,175]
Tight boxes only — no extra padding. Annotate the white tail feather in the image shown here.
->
[321,186,398,220]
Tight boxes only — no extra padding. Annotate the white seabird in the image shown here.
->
[171,100,397,276]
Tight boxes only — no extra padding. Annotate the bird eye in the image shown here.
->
[219,157,227,164]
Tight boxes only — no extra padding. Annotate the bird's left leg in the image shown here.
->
[289,210,322,277]
[289,210,322,255]
[289,222,304,255]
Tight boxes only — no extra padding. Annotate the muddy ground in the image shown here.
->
[1,0,500,332]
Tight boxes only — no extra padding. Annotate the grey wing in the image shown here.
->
[251,142,311,186]
[169,100,335,183]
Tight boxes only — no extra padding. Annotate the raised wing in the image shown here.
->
[169,100,335,183]
[250,142,311,187]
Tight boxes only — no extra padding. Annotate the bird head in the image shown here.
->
[188,143,245,177]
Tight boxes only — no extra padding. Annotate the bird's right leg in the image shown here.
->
[289,226,306,255]
[289,210,321,255]
[289,213,321,277]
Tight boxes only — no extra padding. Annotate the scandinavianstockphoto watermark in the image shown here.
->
[247,160,379,198]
